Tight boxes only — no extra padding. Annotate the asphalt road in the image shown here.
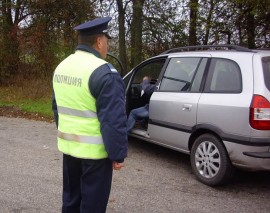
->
[0,116,269,213]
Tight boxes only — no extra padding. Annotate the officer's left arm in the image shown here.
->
[89,63,128,162]
[51,91,59,127]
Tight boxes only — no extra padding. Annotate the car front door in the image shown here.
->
[125,57,167,114]
[148,56,209,152]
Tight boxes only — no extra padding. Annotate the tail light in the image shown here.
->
[250,95,270,130]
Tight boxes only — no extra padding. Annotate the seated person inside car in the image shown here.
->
[127,76,156,133]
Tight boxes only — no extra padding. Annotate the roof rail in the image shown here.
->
[161,45,252,54]
[255,48,270,51]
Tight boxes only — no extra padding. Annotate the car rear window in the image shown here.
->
[262,57,270,91]
[204,58,242,93]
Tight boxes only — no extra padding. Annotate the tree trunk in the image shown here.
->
[1,0,20,83]
[203,0,214,45]
[116,0,128,75]
[189,0,198,46]
[246,4,256,49]
[130,0,145,68]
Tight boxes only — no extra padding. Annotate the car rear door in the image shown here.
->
[148,55,210,152]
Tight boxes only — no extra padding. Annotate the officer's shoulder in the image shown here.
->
[91,63,118,81]
[105,63,118,73]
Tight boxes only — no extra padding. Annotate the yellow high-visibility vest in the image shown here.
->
[53,50,108,159]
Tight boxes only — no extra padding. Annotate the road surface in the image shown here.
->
[0,116,269,212]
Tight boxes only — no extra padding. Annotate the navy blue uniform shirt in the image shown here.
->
[52,44,128,162]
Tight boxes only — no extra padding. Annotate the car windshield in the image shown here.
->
[262,56,270,91]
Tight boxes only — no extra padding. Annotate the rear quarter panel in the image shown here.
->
[197,53,254,138]
[251,53,270,138]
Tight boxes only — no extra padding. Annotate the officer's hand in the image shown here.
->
[113,161,125,170]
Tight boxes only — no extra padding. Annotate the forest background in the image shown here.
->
[0,0,269,119]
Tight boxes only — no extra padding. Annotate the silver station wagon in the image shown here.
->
[123,45,270,186]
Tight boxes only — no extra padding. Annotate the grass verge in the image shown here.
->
[0,99,53,117]
[0,80,53,120]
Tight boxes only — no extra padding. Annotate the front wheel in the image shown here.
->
[190,134,235,186]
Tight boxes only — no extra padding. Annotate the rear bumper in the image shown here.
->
[224,141,270,171]
[243,151,270,158]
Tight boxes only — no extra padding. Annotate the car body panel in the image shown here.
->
[149,91,201,151]
[224,141,270,170]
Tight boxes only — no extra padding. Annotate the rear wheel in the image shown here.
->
[190,134,235,186]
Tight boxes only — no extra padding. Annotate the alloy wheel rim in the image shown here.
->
[195,141,221,178]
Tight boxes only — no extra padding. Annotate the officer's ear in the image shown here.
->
[96,35,103,49]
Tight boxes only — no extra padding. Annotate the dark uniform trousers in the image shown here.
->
[62,154,113,213]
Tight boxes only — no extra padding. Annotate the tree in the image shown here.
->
[1,0,270,85]
[116,0,128,73]
[25,0,95,77]
[188,0,198,45]
[130,0,145,67]
[0,0,96,84]
[143,0,188,55]
[202,0,214,45]
[0,0,30,83]
[233,0,256,48]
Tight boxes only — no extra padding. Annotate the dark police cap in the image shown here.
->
[74,17,112,38]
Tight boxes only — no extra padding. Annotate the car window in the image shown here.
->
[127,58,166,112]
[159,57,203,92]
[204,58,242,93]
[262,57,270,91]
[132,59,166,84]
[190,58,208,92]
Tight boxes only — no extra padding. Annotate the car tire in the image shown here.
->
[190,134,235,186]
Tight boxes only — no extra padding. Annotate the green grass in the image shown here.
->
[0,82,53,118]
[19,99,52,117]
[0,99,53,117]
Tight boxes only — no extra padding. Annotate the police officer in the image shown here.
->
[52,17,128,213]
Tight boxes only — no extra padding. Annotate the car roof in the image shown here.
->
[159,45,270,57]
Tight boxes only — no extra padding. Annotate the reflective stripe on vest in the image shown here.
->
[58,130,103,144]
[57,106,97,118]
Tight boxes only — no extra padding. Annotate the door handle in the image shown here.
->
[182,104,192,111]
